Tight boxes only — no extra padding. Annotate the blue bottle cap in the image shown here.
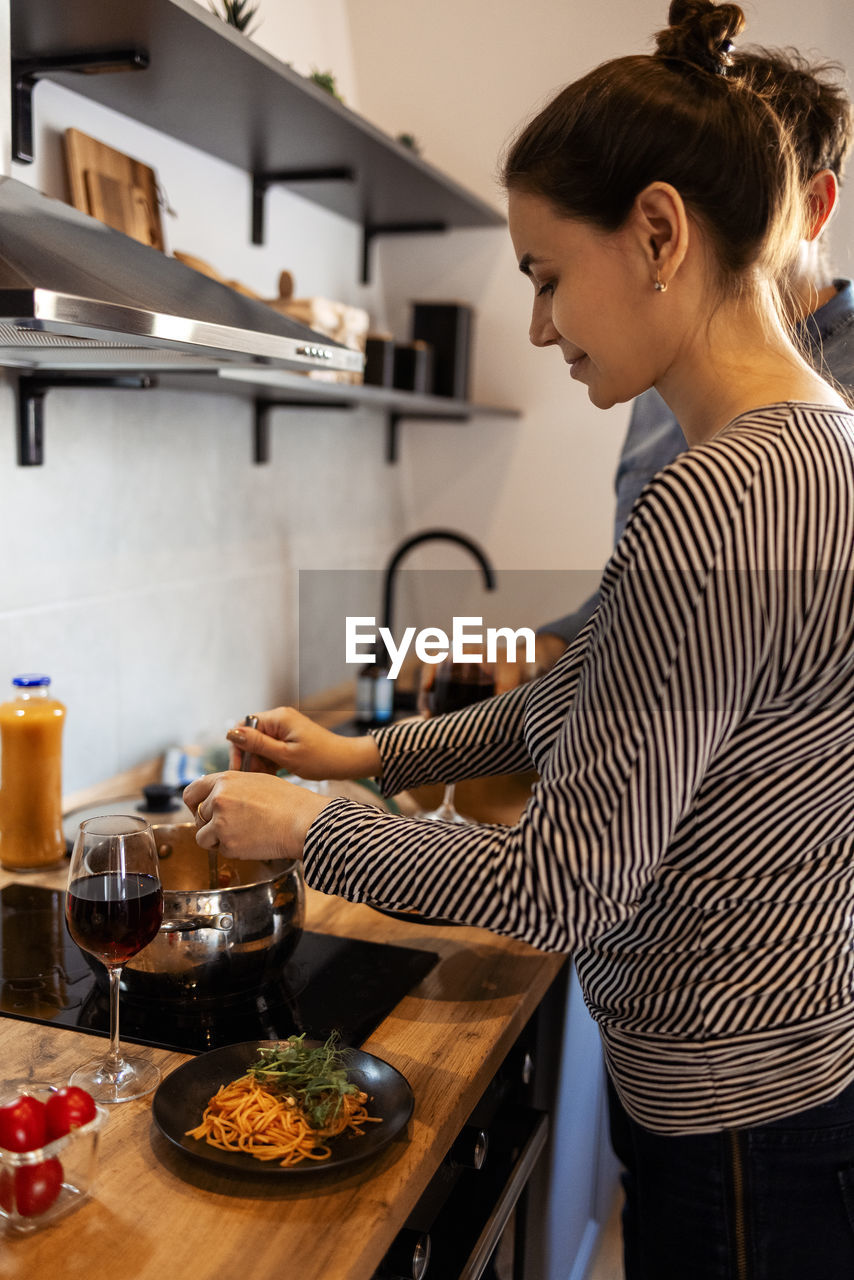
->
[12,674,51,687]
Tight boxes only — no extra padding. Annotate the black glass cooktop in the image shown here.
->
[0,883,439,1055]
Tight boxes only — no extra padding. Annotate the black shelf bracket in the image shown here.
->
[253,399,470,466]
[253,397,355,464]
[385,410,467,465]
[12,48,150,164]
[251,168,356,245]
[17,373,155,466]
[361,221,447,285]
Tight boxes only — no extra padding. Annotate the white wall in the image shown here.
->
[1,0,853,797]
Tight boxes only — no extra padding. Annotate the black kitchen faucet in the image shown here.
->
[380,528,496,641]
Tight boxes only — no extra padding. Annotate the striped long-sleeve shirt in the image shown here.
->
[304,402,854,1133]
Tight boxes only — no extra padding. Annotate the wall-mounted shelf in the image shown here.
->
[7,0,518,462]
[165,367,520,465]
[10,364,519,466]
[10,0,505,280]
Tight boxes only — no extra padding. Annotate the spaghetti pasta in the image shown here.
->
[185,1071,381,1167]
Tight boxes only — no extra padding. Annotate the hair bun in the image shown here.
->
[655,0,745,76]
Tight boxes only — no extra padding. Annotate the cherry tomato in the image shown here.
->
[0,1095,47,1153]
[12,1158,64,1217]
[45,1086,97,1141]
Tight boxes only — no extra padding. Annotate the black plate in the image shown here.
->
[152,1039,413,1175]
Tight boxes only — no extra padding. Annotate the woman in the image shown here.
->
[186,3,854,1274]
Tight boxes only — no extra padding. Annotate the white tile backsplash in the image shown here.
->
[0,372,403,794]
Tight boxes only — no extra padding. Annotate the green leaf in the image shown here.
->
[209,0,260,34]
[309,69,342,101]
[247,1032,359,1130]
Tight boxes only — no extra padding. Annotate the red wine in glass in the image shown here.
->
[65,815,164,1103]
[66,872,163,965]
[422,661,495,823]
[430,664,495,715]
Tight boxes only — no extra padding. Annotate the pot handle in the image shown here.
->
[160,913,234,933]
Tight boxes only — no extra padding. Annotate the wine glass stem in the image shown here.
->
[442,783,455,807]
[106,964,124,1070]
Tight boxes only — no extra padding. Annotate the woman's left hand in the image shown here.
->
[183,770,331,861]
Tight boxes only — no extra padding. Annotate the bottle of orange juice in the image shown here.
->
[0,675,67,870]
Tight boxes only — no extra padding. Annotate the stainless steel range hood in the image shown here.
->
[0,176,364,376]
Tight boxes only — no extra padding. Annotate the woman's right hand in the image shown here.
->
[225,706,382,781]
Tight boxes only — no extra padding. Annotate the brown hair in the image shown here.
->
[501,1,803,297]
[733,47,853,184]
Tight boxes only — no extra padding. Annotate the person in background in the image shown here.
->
[536,44,854,673]
[187,3,854,1274]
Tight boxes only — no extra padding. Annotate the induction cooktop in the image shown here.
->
[0,882,439,1055]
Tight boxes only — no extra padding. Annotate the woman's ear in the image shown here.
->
[805,169,838,242]
[630,182,690,289]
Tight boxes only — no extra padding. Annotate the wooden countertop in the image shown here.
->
[1,701,558,1276]
[0,878,564,1278]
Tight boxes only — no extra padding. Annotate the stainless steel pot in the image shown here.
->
[84,822,305,1002]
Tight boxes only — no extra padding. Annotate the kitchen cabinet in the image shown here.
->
[6,0,519,460]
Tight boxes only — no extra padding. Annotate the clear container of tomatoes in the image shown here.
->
[0,1081,109,1234]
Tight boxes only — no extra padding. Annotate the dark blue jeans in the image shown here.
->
[606,1073,854,1279]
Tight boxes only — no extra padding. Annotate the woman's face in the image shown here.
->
[508,188,666,409]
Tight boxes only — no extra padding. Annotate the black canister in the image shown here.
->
[393,340,433,394]
[411,302,473,399]
[363,333,396,387]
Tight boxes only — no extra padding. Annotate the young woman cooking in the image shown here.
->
[186,4,854,1273]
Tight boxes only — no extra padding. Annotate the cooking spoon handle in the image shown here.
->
[208,716,256,887]
[207,715,258,885]
[241,715,259,770]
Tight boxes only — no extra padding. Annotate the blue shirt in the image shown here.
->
[540,279,854,644]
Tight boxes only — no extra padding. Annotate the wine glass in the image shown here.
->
[64,815,164,1103]
[417,659,495,823]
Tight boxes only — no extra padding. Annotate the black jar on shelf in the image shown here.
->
[411,302,473,399]
[393,340,433,395]
[363,333,396,387]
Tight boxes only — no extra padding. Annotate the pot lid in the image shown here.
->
[63,783,192,844]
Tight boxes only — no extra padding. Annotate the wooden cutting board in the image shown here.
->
[64,127,165,250]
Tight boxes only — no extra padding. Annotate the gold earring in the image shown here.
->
[654,270,668,293]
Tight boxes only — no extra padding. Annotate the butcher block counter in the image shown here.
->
[0,867,566,1279]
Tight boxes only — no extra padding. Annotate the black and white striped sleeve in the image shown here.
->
[367,677,537,795]
[365,630,589,797]
[303,441,759,949]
